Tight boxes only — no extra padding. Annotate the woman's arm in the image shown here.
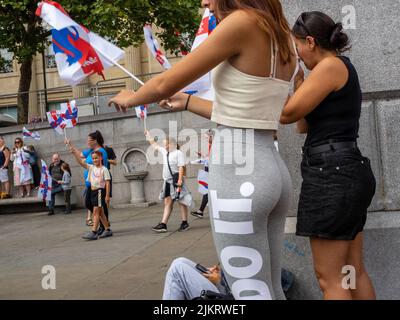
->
[280,57,348,125]
[108,10,253,110]
[105,180,110,207]
[10,149,16,162]
[177,166,185,187]
[159,93,213,119]
[65,139,88,169]
[108,159,117,166]
[144,130,161,150]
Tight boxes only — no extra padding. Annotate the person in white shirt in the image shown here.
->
[67,140,113,241]
[145,130,192,233]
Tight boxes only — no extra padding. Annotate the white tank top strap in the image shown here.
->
[289,36,300,83]
[270,39,276,78]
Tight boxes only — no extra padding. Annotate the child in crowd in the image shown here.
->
[58,162,72,214]
[66,140,113,240]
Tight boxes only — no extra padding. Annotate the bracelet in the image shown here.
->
[185,94,192,111]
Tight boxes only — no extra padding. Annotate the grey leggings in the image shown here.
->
[208,127,292,300]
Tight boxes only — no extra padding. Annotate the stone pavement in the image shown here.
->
[0,205,217,300]
[1,205,400,300]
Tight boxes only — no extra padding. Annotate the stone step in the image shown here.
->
[0,196,46,214]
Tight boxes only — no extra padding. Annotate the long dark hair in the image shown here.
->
[292,11,350,53]
[61,162,72,176]
[214,0,293,64]
[88,130,104,148]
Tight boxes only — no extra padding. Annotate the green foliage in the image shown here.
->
[0,0,201,63]
[0,0,201,123]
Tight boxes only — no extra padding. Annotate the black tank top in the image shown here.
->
[0,147,7,168]
[304,56,362,147]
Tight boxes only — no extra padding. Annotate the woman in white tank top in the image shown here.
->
[109,0,300,300]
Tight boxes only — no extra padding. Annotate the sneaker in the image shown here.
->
[2,193,11,199]
[82,231,98,240]
[99,229,113,238]
[152,223,167,233]
[178,221,190,232]
[48,209,54,216]
[64,209,72,214]
[191,211,204,219]
[97,227,105,236]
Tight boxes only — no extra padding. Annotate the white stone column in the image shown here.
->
[28,56,39,120]
[125,46,142,91]
[72,77,90,99]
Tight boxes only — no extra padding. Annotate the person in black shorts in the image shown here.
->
[280,12,376,300]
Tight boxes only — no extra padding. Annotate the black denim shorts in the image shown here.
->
[296,147,376,240]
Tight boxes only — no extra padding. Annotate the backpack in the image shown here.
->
[104,145,116,160]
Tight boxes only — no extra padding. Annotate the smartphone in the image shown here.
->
[195,263,210,274]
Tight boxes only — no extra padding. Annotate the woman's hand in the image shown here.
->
[294,64,305,90]
[108,89,136,113]
[159,92,189,112]
[177,179,183,187]
[105,196,111,208]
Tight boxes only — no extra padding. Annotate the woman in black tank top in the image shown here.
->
[280,12,376,300]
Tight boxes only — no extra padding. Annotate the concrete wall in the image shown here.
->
[281,0,400,93]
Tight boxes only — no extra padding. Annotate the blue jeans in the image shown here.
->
[49,184,63,210]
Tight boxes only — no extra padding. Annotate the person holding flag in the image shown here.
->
[10,138,33,198]
[109,0,300,300]
[38,160,52,203]
[191,130,213,219]
[66,140,113,240]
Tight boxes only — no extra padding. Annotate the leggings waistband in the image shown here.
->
[215,125,276,147]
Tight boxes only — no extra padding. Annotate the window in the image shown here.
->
[0,49,14,74]
[47,101,68,112]
[0,106,18,126]
[45,42,57,69]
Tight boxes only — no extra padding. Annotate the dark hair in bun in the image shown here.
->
[292,11,351,53]
[88,130,104,147]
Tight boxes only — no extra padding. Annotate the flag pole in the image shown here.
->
[98,50,173,108]
[64,127,68,141]
[97,50,144,86]
[144,118,148,132]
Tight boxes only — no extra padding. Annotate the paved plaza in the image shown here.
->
[0,205,217,300]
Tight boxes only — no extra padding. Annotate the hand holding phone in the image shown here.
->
[195,263,210,274]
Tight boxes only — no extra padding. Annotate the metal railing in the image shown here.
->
[0,71,163,125]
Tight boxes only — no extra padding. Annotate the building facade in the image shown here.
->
[0,43,183,126]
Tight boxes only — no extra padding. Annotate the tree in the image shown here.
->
[0,0,201,124]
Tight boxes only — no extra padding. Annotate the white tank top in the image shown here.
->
[211,40,299,130]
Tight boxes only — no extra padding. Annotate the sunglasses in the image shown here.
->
[15,141,22,144]
[295,13,318,44]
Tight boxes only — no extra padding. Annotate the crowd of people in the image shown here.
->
[107,0,377,301]
[0,136,40,199]
[1,0,379,301]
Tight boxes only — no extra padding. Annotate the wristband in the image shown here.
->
[185,94,192,111]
